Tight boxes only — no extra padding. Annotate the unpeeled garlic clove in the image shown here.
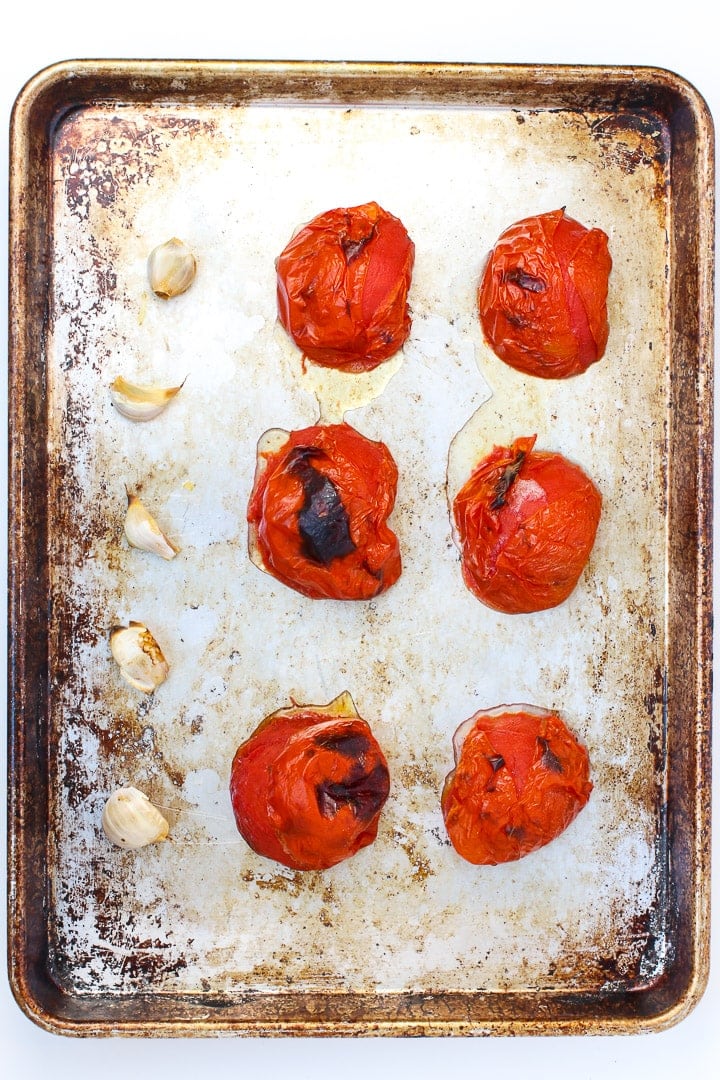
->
[148,237,197,298]
[124,488,180,560]
[110,622,169,694]
[109,375,184,422]
[102,786,169,849]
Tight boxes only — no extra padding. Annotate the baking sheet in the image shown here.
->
[8,61,713,1035]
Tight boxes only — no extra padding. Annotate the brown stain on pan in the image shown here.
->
[57,113,218,219]
[588,110,670,200]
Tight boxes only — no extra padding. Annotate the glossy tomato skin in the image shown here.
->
[248,422,401,601]
[441,705,593,865]
[453,435,601,614]
[276,201,415,372]
[478,209,611,379]
[230,701,390,871]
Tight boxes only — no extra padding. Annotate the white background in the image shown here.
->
[1,2,716,1076]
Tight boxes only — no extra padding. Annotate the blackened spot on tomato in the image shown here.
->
[504,823,526,840]
[341,227,375,264]
[288,447,356,565]
[361,559,383,583]
[505,311,531,329]
[316,762,390,822]
[314,729,371,759]
[538,736,563,773]
[491,450,526,511]
[504,267,547,293]
[487,754,505,772]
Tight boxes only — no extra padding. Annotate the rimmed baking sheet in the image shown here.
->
[7,60,713,1036]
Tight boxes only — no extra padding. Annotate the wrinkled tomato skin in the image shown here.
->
[248,423,401,601]
[478,209,611,379]
[276,201,415,372]
[441,706,593,865]
[230,708,391,871]
[453,436,602,614]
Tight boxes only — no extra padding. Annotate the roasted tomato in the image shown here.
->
[441,704,593,865]
[230,692,391,871]
[247,422,401,601]
[478,209,611,379]
[453,435,601,614]
[276,200,415,372]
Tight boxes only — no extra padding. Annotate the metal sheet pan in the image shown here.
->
[7,60,713,1036]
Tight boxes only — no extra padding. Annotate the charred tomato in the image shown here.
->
[452,435,602,614]
[441,704,593,865]
[276,200,415,372]
[478,209,611,379]
[230,692,390,871]
[248,422,401,601]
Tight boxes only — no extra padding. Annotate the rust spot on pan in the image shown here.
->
[588,110,670,205]
[57,113,219,219]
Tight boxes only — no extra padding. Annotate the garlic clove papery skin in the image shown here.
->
[110,622,170,694]
[148,237,197,299]
[102,786,170,849]
[109,376,184,422]
[124,489,180,560]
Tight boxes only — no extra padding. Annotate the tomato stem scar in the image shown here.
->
[491,450,526,510]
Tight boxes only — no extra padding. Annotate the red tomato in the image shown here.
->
[452,435,602,614]
[276,201,415,372]
[247,422,401,601]
[478,209,611,378]
[230,693,390,871]
[441,704,593,865]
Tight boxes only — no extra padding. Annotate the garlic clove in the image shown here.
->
[109,375,184,422]
[110,621,169,694]
[124,488,180,560]
[148,237,197,299]
[102,786,170,849]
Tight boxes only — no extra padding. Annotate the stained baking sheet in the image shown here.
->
[8,61,713,1035]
